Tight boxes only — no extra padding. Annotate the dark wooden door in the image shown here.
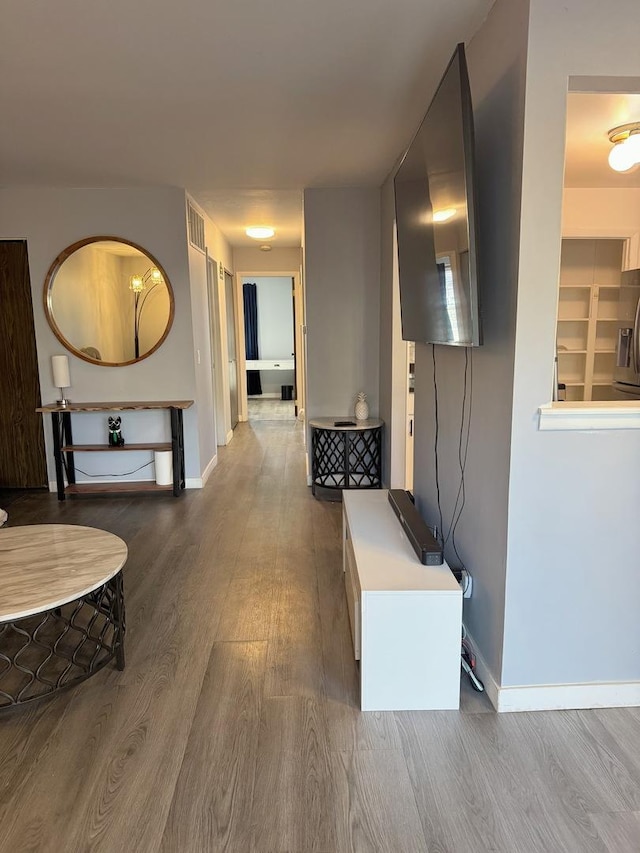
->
[0,241,47,488]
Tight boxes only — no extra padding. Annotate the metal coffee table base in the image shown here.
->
[0,572,125,709]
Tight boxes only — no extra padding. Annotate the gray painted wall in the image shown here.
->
[501,0,640,686]
[408,0,529,683]
[384,0,640,693]
[304,188,381,423]
[0,187,202,483]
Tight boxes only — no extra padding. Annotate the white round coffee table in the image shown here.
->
[0,524,128,709]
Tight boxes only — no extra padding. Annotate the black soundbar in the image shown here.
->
[388,489,443,566]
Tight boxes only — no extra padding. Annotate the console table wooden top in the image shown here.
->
[37,400,194,413]
[0,524,128,621]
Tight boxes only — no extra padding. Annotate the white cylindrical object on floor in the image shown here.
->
[154,450,173,486]
[51,355,70,389]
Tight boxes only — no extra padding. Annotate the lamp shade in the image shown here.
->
[51,355,70,388]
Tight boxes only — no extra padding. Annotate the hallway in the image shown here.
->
[1,420,640,852]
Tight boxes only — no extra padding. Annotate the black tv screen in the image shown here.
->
[394,43,481,346]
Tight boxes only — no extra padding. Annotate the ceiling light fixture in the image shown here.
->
[259,244,272,252]
[608,122,640,173]
[246,226,275,240]
[433,208,456,223]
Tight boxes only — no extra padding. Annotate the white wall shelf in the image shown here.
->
[538,401,640,431]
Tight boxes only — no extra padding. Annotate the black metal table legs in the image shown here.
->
[0,572,126,709]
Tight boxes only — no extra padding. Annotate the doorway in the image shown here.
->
[236,271,304,424]
[0,241,47,489]
[225,269,239,429]
[556,85,640,402]
[205,256,220,448]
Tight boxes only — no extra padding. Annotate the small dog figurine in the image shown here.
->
[108,416,125,446]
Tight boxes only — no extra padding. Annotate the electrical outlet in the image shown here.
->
[461,569,473,598]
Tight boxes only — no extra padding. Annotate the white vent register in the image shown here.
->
[342,490,462,711]
[187,201,205,251]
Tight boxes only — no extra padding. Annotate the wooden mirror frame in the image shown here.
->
[43,236,176,367]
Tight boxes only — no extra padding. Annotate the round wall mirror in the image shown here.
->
[43,236,175,366]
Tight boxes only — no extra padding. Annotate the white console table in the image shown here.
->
[343,490,462,711]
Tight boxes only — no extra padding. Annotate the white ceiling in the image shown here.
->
[1,0,495,247]
[564,92,640,188]
[8,6,637,248]
[192,189,304,248]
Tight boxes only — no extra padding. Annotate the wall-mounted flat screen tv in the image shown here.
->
[394,43,481,346]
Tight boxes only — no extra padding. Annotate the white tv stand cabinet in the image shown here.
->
[342,490,462,711]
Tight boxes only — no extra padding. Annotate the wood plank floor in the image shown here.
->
[1,419,640,852]
[247,399,296,421]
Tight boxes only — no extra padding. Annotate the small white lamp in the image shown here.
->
[51,355,71,407]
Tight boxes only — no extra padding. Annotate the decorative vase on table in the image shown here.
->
[354,392,369,421]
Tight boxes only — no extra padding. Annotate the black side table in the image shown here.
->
[309,418,383,497]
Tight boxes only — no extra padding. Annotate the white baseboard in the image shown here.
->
[464,626,640,712]
[48,471,212,490]
[226,429,234,444]
[495,680,640,712]
[463,628,500,711]
[200,453,218,486]
[50,477,207,491]
[48,478,158,491]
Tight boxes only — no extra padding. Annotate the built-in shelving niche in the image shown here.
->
[556,239,623,401]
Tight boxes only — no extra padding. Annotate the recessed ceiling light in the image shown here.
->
[433,208,456,223]
[246,226,275,239]
[260,244,272,252]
